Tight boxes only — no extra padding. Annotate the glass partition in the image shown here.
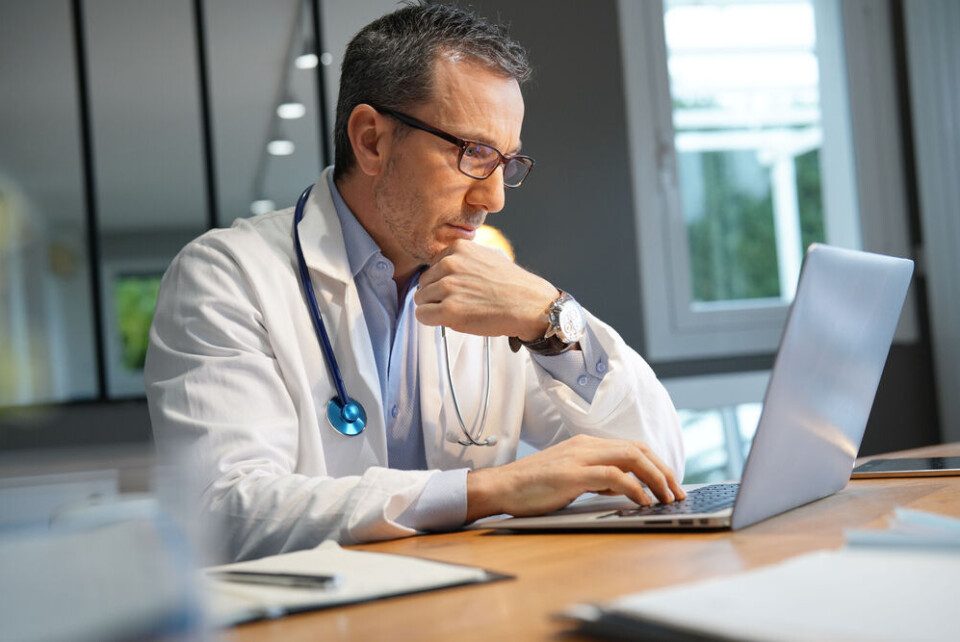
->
[205,0,323,227]
[1,0,328,406]
[0,0,98,406]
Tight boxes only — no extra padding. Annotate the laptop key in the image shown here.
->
[611,483,740,518]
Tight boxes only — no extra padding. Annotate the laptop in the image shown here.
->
[479,244,914,532]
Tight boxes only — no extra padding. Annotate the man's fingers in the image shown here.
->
[637,444,687,501]
[569,438,683,504]
[582,466,652,506]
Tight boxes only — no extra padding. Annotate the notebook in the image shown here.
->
[479,244,914,532]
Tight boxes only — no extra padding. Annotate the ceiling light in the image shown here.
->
[277,102,306,119]
[295,53,318,69]
[320,52,333,66]
[267,140,295,156]
[250,199,275,215]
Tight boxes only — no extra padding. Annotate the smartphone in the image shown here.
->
[850,456,960,478]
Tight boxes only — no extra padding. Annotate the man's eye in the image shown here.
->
[464,144,483,158]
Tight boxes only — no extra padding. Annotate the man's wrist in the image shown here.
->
[465,468,503,523]
[510,290,586,355]
[515,283,558,342]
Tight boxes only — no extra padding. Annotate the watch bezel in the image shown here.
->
[545,291,585,345]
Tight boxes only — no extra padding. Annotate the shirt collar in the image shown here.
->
[327,172,383,278]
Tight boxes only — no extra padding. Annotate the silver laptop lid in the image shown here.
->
[731,244,913,530]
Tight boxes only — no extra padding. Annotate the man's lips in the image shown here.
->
[445,223,479,238]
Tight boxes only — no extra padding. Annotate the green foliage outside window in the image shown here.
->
[114,275,161,371]
[685,149,826,303]
[796,149,826,252]
[686,151,780,302]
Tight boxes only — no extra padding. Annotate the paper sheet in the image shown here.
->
[568,548,960,641]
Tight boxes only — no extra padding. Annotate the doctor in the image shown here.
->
[145,3,685,562]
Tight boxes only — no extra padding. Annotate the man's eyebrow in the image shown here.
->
[472,135,524,156]
[456,128,522,155]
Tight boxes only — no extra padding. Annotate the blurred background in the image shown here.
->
[1,0,958,637]
[2,0,956,481]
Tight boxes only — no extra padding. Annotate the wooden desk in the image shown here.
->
[232,443,960,641]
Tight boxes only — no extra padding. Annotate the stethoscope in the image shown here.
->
[293,185,496,446]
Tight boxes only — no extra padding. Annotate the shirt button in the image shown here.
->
[577,375,589,387]
[376,261,388,271]
[391,404,400,418]
[596,360,607,374]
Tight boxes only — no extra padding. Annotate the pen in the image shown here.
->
[207,570,341,590]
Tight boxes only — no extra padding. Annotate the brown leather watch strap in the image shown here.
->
[508,334,576,356]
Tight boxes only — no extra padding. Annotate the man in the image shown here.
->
[146,3,685,563]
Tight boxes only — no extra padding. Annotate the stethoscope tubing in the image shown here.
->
[293,185,351,408]
[293,182,492,446]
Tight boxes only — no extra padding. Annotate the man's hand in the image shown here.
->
[414,239,557,341]
[465,435,687,522]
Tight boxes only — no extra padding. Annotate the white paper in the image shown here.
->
[571,548,960,641]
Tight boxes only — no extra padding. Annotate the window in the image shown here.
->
[679,403,762,483]
[667,0,831,305]
[618,0,916,361]
[661,371,769,482]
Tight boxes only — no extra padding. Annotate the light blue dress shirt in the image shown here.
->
[327,173,608,530]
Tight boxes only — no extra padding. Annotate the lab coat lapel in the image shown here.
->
[296,170,385,459]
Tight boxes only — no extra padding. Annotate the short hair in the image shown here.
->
[333,2,531,181]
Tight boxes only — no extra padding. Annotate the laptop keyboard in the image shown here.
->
[606,482,740,518]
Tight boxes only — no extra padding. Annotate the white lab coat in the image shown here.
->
[145,169,684,562]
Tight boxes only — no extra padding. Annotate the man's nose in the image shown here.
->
[464,166,506,214]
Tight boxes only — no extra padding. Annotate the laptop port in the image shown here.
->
[679,519,694,525]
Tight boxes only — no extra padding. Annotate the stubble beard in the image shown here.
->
[374,158,434,267]
[374,158,490,266]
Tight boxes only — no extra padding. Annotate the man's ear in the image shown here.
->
[347,104,388,177]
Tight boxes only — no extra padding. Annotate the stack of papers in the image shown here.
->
[564,509,960,641]
[204,540,508,627]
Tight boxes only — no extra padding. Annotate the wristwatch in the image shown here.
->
[509,290,586,356]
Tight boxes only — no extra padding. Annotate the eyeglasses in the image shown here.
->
[371,105,535,188]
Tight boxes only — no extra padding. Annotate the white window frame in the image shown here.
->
[617,0,917,361]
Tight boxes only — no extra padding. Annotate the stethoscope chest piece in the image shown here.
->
[327,397,367,436]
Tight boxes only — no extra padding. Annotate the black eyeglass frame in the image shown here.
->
[370,105,535,188]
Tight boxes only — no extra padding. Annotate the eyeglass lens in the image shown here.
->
[459,142,532,187]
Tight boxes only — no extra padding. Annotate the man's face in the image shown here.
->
[373,57,525,276]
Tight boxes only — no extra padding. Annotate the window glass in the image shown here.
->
[680,402,763,483]
[205,0,323,226]
[664,0,828,306]
[0,0,98,405]
[83,0,209,398]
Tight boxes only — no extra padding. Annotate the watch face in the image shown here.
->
[558,302,586,343]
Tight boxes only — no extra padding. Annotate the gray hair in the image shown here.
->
[333,2,531,181]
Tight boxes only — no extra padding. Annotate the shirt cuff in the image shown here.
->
[530,324,608,403]
[396,468,469,532]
